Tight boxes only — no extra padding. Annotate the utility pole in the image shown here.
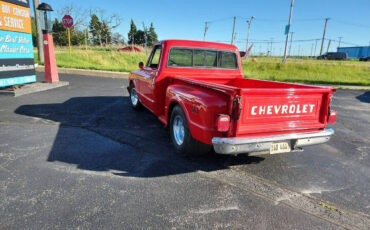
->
[32,0,44,63]
[320,18,330,55]
[231,16,236,45]
[288,32,294,56]
[85,29,88,50]
[245,16,254,52]
[314,39,319,56]
[203,22,208,41]
[142,22,148,56]
[337,37,342,49]
[298,45,301,57]
[311,43,314,56]
[270,38,273,56]
[326,39,331,53]
[283,0,294,63]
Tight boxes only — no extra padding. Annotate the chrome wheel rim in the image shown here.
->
[173,115,185,146]
[130,87,138,106]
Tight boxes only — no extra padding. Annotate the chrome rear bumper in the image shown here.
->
[212,129,334,155]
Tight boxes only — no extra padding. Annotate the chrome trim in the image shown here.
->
[130,87,139,106]
[212,129,334,155]
[173,115,185,145]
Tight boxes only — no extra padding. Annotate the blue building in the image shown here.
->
[337,46,370,58]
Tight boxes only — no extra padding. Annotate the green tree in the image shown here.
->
[52,19,68,46]
[127,19,137,44]
[71,29,85,46]
[101,21,111,45]
[89,14,103,46]
[52,19,85,46]
[127,20,158,46]
[134,30,146,45]
[147,23,158,46]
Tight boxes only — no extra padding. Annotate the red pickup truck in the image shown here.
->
[128,40,337,156]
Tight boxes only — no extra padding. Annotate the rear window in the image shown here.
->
[194,50,217,67]
[167,48,238,69]
[218,51,238,69]
[168,48,193,67]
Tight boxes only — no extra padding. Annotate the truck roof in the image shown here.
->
[157,39,239,52]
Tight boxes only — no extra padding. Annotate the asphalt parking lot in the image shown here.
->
[1,73,369,229]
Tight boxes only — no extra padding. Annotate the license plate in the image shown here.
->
[270,142,291,154]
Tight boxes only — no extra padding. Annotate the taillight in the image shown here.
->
[216,115,230,132]
[328,110,337,123]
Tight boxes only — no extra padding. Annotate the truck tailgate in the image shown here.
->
[236,88,332,136]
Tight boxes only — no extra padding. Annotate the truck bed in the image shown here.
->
[172,76,334,137]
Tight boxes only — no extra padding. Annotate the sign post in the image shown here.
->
[62,15,73,56]
[38,2,59,83]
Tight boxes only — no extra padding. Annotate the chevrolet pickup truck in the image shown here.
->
[128,40,337,156]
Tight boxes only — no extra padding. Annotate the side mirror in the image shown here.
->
[139,62,144,70]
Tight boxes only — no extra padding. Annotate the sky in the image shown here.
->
[38,0,370,56]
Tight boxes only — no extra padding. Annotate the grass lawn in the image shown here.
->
[35,48,147,72]
[35,48,370,85]
[242,57,370,86]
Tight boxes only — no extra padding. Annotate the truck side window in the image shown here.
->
[218,51,238,69]
[148,45,162,69]
[168,48,193,67]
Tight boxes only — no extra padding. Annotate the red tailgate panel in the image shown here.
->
[237,90,329,135]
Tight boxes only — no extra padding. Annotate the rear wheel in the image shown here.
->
[129,83,142,110]
[170,105,211,156]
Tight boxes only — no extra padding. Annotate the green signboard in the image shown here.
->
[285,24,290,35]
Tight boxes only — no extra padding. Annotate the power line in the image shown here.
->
[327,39,362,47]
[235,38,323,43]
[331,19,370,29]
[207,16,327,24]
[288,32,294,56]
[207,17,234,24]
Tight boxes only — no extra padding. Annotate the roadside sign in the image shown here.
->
[0,0,36,87]
[285,24,290,35]
[62,15,73,28]
[62,15,73,56]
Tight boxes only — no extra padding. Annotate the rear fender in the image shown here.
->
[165,84,228,144]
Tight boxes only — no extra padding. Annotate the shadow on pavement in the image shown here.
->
[15,96,264,178]
[356,91,370,103]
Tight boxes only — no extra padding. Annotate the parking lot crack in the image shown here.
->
[197,169,370,230]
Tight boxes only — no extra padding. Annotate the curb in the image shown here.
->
[36,66,129,79]
[0,81,69,97]
[35,66,370,90]
[317,84,370,90]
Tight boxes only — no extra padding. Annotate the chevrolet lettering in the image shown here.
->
[250,104,315,116]
[128,40,337,156]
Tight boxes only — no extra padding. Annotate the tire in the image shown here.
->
[170,105,211,156]
[129,83,142,110]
